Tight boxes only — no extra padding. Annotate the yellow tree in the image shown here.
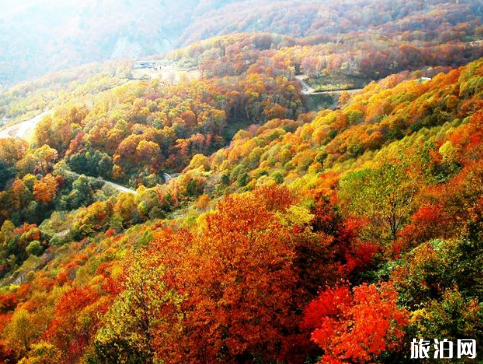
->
[94,256,184,364]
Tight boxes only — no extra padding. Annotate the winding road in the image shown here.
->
[63,171,175,195]
[0,111,139,195]
[0,78,134,142]
[0,111,174,195]
[0,78,184,197]
[62,170,138,195]
[295,75,363,96]
[102,180,138,195]
[0,109,51,141]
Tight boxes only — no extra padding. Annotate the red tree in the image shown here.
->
[302,282,409,364]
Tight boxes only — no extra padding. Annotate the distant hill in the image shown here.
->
[0,0,482,85]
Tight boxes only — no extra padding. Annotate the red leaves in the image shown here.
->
[104,228,116,237]
[302,282,409,364]
[253,185,295,211]
[0,295,17,314]
[180,193,298,362]
[53,287,98,318]
[448,111,483,163]
[301,285,352,332]
[398,204,446,249]
[342,241,380,276]
[44,287,99,361]
[141,188,303,363]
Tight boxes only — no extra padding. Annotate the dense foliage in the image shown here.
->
[1,3,483,362]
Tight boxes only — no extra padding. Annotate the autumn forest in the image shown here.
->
[0,0,483,363]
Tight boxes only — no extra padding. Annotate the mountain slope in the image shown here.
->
[1,55,483,363]
[0,2,483,362]
[1,0,482,85]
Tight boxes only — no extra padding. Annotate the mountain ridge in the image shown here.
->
[1,0,482,85]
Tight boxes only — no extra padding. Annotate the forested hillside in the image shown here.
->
[1,52,483,364]
[1,0,482,85]
[0,1,483,363]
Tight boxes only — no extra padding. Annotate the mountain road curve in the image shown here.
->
[62,170,138,195]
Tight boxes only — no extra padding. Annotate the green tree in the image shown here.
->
[70,175,92,208]
[237,172,249,187]
[340,162,419,241]
[0,160,15,190]
[26,241,43,256]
